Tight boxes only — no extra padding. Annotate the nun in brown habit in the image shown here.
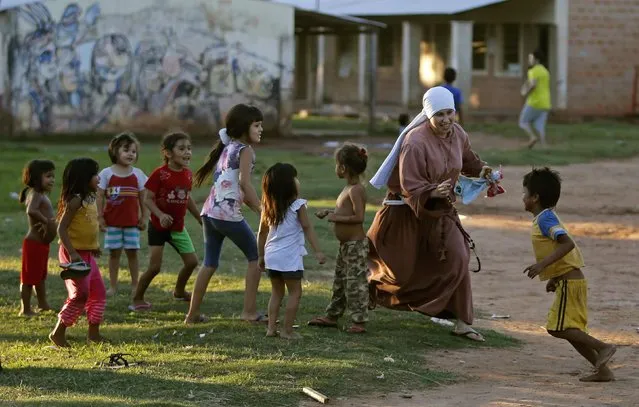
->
[368,87,494,342]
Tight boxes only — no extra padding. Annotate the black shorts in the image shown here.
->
[147,222,195,254]
[266,269,304,280]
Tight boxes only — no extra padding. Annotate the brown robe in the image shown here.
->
[367,122,485,324]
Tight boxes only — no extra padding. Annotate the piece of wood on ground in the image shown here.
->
[303,387,329,404]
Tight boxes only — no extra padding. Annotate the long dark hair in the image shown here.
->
[261,163,298,227]
[194,104,263,187]
[20,159,55,203]
[57,157,99,219]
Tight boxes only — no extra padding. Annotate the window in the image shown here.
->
[378,26,395,67]
[472,24,487,71]
[434,24,450,67]
[501,24,521,74]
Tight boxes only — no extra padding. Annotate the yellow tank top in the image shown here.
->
[67,196,99,250]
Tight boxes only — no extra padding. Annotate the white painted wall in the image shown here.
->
[7,0,295,134]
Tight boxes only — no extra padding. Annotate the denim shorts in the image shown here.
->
[202,215,258,268]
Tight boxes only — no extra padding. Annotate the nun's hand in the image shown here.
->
[431,179,452,199]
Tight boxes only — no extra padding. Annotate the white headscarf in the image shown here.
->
[218,128,230,145]
[369,86,456,189]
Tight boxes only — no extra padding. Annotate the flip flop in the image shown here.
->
[307,316,338,328]
[128,303,152,312]
[60,262,91,280]
[243,313,268,324]
[346,324,366,334]
[452,329,485,342]
[173,292,192,302]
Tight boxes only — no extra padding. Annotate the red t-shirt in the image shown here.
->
[145,165,192,232]
[99,167,147,228]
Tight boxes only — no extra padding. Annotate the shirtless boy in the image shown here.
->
[19,159,57,316]
[309,143,370,333]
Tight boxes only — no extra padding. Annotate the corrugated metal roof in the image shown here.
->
[272,0,509,16]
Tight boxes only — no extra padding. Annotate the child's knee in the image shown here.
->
[146,265,162,277]
[70,292,89,305]
[184,257,199,270]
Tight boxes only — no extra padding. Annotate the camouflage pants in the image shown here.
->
[326,240,369,323]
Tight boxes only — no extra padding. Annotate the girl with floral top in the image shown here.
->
[185,104,264,324]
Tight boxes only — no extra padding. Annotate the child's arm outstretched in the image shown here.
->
[298,206,326,264]
[239,147,261,215]
[57,196,83,263]
[144,190,173,228]
[257,215,269,272]
[187,196,202,225]
[327,184,366,224]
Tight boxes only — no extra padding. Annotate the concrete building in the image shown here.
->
[279,0,639,119]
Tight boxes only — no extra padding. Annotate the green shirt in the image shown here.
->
[526,64,551,110]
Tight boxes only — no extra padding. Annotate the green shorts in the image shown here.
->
[147,222,195,254]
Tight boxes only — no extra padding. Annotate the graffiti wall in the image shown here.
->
[7,0,294,134]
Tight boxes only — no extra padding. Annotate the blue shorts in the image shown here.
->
[519,104,549,132]
[202,216,258,268]
[104,227,140,250]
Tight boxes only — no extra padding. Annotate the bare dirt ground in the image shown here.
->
[299,147,639,406]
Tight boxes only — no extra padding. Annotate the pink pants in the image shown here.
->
[58,247,106,326]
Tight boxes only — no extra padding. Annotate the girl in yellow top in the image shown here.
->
[522,167,616,382]
[49,158,107,348]
[519,50,551,149]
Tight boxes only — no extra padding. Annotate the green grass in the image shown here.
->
[293,116,639,166]
[472,122,639,166]
[0,142,518,406]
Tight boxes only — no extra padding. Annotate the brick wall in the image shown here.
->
[567,0,639,115]
[471,75,523,113]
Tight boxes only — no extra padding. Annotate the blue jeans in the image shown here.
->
[202,216,258,268]
[519,104,549,142]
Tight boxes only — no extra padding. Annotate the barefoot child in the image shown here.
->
[258,163,326,339]
[131,131,201,311]
[522,167,616,382]
[97,132,148,296]
[19,159,56,316]
[309,143,369,333]
[50,158,106,347]
[185,104,264,324]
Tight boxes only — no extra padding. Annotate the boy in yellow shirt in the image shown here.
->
[522,167,616,382]
[520,50,551,149]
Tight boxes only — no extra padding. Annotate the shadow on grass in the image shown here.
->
[1,259,520,407]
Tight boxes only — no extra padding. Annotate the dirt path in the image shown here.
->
[301,158,639,407]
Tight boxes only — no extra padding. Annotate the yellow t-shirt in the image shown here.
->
[531,209,584,281]
[67,196,99,250]
[526,64,551,110]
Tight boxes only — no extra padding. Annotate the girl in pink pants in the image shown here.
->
[50,157,107,348]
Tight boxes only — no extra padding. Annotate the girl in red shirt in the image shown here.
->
[97,132,148,296]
